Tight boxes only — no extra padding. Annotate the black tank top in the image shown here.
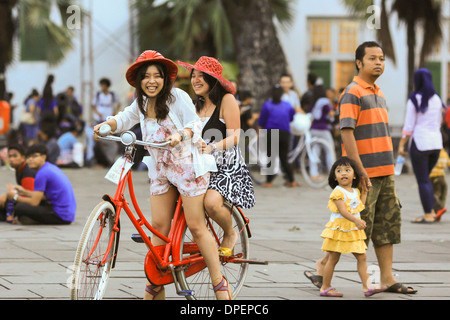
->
[202,102,227,143]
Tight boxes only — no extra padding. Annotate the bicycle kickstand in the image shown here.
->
[169,264,195,297]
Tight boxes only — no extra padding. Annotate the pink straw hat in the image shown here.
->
[177,56,236,94]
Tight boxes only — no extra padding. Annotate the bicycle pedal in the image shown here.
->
[131,234,150,243]
[177,290,195,297]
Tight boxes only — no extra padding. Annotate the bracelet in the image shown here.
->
[178,130,188,141]
[209,143,217,153]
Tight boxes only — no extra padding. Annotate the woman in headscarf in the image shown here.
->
[398,68,446,223]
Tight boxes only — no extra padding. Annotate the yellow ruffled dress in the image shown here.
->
[321,186,367,254]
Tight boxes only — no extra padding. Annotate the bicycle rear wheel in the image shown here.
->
[71,201,118,300]
[300,138,335,188]
[177,202,250,300]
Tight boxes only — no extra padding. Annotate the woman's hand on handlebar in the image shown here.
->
[166,132,182,147]
[93,119,118,139]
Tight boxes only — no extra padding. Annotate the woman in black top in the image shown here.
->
[178,57,255,256]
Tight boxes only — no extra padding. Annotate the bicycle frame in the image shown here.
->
[93,150,207,287]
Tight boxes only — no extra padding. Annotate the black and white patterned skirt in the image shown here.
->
[209,145,256,209]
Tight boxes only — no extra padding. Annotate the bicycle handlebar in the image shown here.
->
[98,124,171,149]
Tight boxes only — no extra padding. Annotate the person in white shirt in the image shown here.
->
[91,78,120,124]
[91,78,121,166]
[398,68,446,223]
[280,73,303,113]
[94,50,232,300]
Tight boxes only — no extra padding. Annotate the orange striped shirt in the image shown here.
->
[338,76,395,178]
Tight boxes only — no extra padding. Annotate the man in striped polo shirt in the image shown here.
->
[304,41,417,295]
[338,41,416,294]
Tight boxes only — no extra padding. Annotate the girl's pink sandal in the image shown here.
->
[320,287,344,297]
[364,287,384,297]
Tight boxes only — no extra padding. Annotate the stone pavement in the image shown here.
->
[0,166,449,300]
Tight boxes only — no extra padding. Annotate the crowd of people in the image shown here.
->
[1,39,449,300]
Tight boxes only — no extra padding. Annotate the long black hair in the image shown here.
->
[328,156,360,189]
[271,84,284,104]
[135,61,174,121]
[191,71,228,113]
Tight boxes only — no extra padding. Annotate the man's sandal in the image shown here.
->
[384,282,417,294]
[213,276,232,300]
[304,271,323,289]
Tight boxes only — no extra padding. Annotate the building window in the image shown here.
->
[339,22,359,54]
[310,21,331,54]
[336,61,356,91]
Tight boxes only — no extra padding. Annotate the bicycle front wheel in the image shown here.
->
[71,201,118,300]
[300,138,335,188]
[177,202,250,300]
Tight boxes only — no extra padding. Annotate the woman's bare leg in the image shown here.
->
[204,189,237,251]
[182,193,230,299]
[143,187,178,300]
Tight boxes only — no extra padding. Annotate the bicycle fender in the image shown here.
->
[101,196,120,269]
[102,194,116,211]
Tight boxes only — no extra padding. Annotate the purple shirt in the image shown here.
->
[311,97,332,130]
[258,100,295,133]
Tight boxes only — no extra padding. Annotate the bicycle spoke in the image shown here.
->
[72,202,117,300]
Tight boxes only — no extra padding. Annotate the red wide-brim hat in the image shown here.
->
[126,50,178,88]
[177,56,235,94]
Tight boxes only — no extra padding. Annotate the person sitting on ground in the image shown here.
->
[0,144,36,223]
[6,144,76,225]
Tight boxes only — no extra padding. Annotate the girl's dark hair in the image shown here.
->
[135,62,174,121]
[271,85,284,103]
[312,84,327,106]
[191,71,228,113]
[328,156,360,189]
[42,75,55,111]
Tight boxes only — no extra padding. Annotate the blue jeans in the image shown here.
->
[409,139,440,213]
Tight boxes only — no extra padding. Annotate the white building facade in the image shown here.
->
[277,0,450,131]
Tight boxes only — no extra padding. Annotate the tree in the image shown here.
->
[342,0,443,95]
[222,0,292,109]
[0,0,18,100]
[133,0,294,109]
[0,0,80,100]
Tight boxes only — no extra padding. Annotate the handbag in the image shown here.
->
[20,111,35,125]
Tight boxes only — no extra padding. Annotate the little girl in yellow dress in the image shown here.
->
[319,157,383,297]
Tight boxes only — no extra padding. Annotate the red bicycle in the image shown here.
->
[70,128,263,300]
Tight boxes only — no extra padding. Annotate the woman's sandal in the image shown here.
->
[218,247,233,257]
[320,287,344,297]
[145,284,165,300]
[213,276,232,300]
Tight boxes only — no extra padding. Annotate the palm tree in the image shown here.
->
[342,0,443,95]
[0,0,80,99]
[133,0,294,109]
[0,0,18,100]
[134,0,234,60]
[222,0,293,108]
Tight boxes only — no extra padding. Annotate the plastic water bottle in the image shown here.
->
[5,200,14,224]
[394,156,404,176]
